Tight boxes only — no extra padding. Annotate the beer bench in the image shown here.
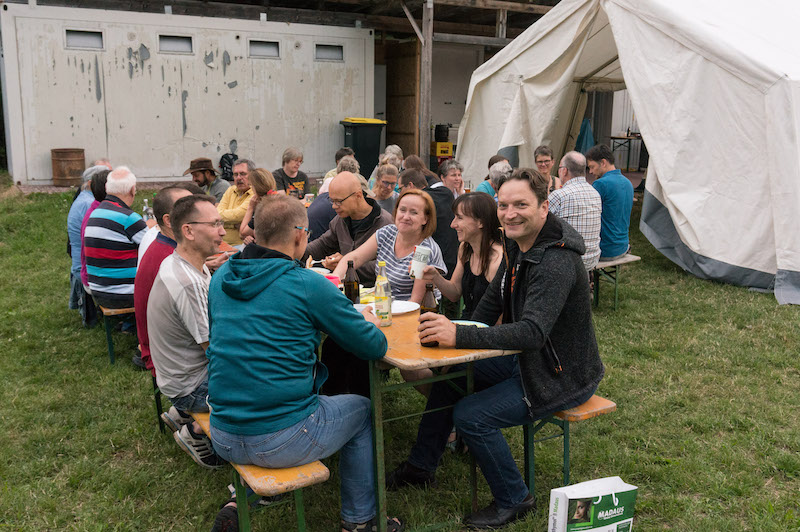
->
[522,394,616,493]
[98,305,135,364]
[192,412,330,532]
[592,254,642,310]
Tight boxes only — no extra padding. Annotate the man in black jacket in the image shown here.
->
[388,168,604,529]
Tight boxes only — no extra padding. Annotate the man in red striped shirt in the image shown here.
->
[84,166,148,309]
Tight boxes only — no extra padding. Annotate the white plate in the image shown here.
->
[353,303,370,312]
[452,320,489,328]
[392,300,420,314]
[310,266,331,275]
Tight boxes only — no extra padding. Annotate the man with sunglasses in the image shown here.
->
[304,171,392,286]
[148,195,227,469]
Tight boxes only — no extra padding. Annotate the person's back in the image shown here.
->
[551,151,602,270]
[307,192,337,242]
[206,194,401,532]
[84,166,147,308]
[586,144,633,259]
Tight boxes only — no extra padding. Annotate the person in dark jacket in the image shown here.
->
[304,171,392,287]
[387,167,604,530]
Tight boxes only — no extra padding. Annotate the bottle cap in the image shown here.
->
[378,260,386,267]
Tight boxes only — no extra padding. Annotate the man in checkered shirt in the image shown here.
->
[549,151,602,271]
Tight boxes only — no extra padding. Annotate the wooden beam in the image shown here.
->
[419,0,433,163]
[401,1,425,44]
[495,8,507,38]
[36,0,524,37]
[433,32,511,46]
[428,0,552,15]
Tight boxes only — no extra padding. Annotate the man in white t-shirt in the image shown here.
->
[148,194,226,469]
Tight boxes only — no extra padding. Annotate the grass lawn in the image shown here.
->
[0,186,798,531]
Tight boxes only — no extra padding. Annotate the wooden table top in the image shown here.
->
[380,312,518,371]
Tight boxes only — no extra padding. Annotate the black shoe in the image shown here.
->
[131,353,147,370]
[463,494,536,529]
[211,504,238,532]
[386,461,436,490]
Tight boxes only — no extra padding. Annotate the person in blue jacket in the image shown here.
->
[206,194,403,532]
[586,144,634,260]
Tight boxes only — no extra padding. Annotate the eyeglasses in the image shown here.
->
[535,160,553,166]
[187,220,224,228]
[233,172,248,177]
[329,191,358,206]
[379,180,398,188]
[295,225,311,237]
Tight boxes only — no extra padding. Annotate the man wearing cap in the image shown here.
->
[303,171,392,286]
[185,157,229,203]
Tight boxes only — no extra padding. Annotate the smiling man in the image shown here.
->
[217,158,255,245]
[148,194,226,469]
[388,168,604,530]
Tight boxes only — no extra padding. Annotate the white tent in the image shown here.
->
[457,0,800,304]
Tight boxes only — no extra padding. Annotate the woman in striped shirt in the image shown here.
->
[333,189,447,303]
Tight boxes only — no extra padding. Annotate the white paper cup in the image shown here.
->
[410,245,432,278]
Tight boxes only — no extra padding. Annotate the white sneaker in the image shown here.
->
[161,406,192,433]
[173,425,226,469]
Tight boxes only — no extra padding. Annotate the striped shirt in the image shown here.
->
[84,195,148,303]
[548,177,602,271]
[375,225,447,301]
[148,252,211,399]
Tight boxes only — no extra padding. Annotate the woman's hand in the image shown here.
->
[243,235,255,246]
[421,264,439,281]
[322,252,343,271]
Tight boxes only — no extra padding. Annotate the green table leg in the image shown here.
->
[467,362,477,513]
[294,489,306,532]
[234,471,251,532]
[369,360,388,532]
[103,314,115,364]
[563,421,570,486]
[613,265,620,311]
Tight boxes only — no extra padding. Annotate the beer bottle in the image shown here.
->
[374,261,392,327]
[343,260,360,304]
[420,283,439,347]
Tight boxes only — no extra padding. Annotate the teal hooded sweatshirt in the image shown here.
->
[207,246,388,435]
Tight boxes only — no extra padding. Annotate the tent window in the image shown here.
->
[249,40,280,59]
[159,35,193,54]
[315,44,344,62]
[66,30,103,50]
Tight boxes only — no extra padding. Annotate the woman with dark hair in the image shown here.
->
[79,168,111,292]
[422,192,503,320]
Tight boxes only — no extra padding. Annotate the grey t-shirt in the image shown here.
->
[376,192,398,214]
[147,252,211,399]
[205,178,230,203]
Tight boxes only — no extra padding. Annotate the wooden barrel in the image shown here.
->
[51,148,85,187]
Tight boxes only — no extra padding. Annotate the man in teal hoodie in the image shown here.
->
[206,195,403,532]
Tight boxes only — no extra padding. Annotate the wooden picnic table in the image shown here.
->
[368,311,519,532]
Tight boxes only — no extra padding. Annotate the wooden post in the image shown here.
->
[420,0,433,162]
[495,8,507,39]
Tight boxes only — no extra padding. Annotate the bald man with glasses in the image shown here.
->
[303,171,392,287]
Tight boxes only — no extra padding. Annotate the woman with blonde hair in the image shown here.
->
[240,168,277,244]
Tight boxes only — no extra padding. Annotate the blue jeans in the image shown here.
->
[209,394,375,523]
[171,379,209,413]
[408,355,594,509]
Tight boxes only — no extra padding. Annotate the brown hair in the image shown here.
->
[497,167,549,205]
[170,195,217,243]
[393,189,437,240]
[249,168,276,197]
[452,193,502,276]
[254,194,308,246]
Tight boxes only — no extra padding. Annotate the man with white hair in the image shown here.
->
[84,166,148,310]
[550,151,602,271]
[476,160,512,201]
